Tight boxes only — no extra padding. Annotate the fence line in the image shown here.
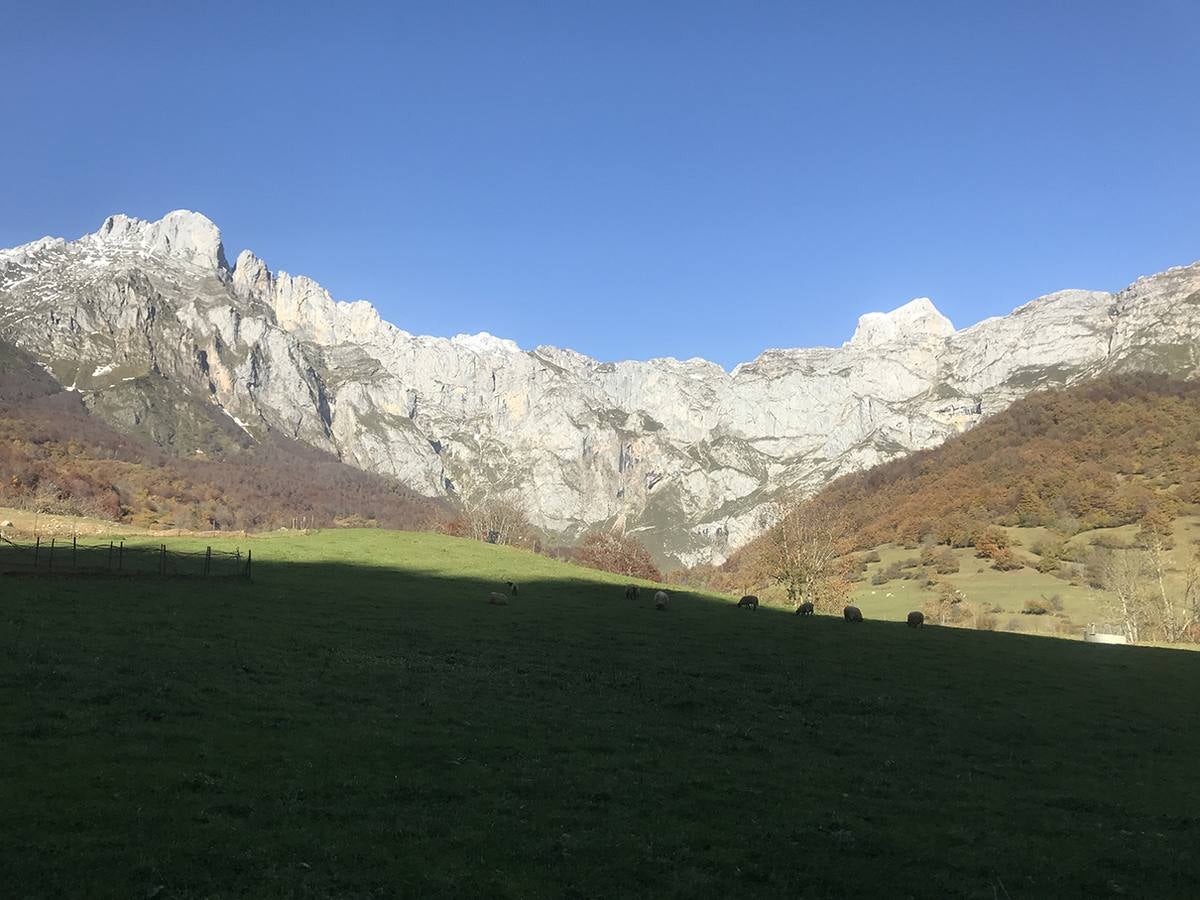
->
[0,534,252,580]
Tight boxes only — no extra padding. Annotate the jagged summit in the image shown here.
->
[87,210,229,272]
[848,297,956,348]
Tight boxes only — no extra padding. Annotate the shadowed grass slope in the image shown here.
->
[1,530,1198,898]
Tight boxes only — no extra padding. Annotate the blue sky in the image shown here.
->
[4,1,1199,368]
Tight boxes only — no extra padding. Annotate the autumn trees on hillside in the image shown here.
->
[701,377,1200,641]
[807,376,1200,551]
[575,530,662,581]
[0,406,449,533]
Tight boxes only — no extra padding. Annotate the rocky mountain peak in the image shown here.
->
[849,297,956,348]
[232,250,272,301]
[89,209,228,273]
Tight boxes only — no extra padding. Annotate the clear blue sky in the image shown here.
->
[4,1,1199,368]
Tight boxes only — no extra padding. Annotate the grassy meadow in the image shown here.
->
[3,529,1200,897]
[851,517,1200,637]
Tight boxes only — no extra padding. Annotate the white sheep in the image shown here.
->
[487,583,517,606]
[654,590,669,610]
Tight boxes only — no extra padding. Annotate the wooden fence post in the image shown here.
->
[246,549,252,581]
[34,536,40,569]
[72,533,77,569]
[205,546,212,576]
[159,544,166,576]
[48,538,55,572]
[118,541,124,572]
[108,540,113,570]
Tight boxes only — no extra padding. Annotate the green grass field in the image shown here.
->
[3,529,1200,897]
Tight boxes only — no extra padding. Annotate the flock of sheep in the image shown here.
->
[738,594,925,627]
[488,581,927,626]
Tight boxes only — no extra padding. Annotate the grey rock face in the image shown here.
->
[2,210,1199,565]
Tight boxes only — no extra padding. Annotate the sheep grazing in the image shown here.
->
[796,601,814,617]
[907,610,925,628]
[737,595,759,610]
[654,590,670,610]
[843,605,864,623]
[625,585,640,601]
[487,583,517,606]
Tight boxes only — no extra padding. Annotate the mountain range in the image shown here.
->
[2,210,1199,564]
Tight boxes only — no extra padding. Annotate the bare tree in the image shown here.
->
[1144,537,1200,644]
[1092,548,1152,643]
[759,496,852,612]
[1092,544,1200,644]
[459,490,535,548]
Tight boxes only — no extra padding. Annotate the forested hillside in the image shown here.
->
[0,342,449,532]
[700,376,1200,601]
[820,375,1200,546]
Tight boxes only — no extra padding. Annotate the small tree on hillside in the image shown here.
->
[458,492,535,547]
[760,496,853,613]
[924,582,970,626]
[576,529,662,581]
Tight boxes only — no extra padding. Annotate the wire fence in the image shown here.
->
[0,535,253,580]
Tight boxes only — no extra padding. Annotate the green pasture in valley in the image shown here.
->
[2,530,1198,897]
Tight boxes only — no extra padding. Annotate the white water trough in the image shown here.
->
[1084,624,1128,645]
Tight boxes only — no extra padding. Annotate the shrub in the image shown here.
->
[1054,618,1077,635]
[574,530,662,581]
[920,545,960,574]
[991,548,1024,571]
[973,526,1011,559]
[1022,598,1051,615]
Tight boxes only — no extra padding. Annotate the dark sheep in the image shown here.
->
[737,595,759,610]
[796,601,814,616]
[843,605,864,623]
[625,585,639,601]
[907,610,925,628]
